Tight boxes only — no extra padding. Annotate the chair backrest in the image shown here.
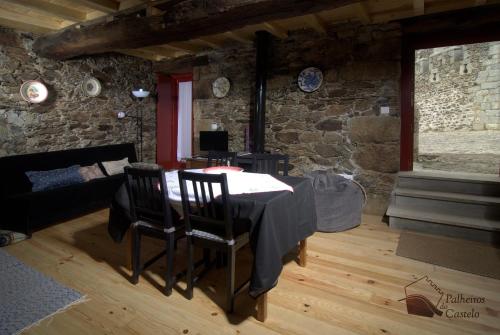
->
[207,151,237,167]
[249,153,289,176]
[178,171,234,241]
[125,167,174,230]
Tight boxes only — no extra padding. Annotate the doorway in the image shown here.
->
[156,73,193,169]
[413,42,500,174]
[400,29,500,175]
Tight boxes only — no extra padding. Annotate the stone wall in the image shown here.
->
[0,27,156,162]
[415,41,500,132]
[190,23,402,214]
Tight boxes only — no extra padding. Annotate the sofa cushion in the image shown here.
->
[102,157,131,176]
[79,163,106,182]
[130,162,161,170]
[26,165,84,192]
[0,230,28,247]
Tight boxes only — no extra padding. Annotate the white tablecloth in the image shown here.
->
[164,169,293,213]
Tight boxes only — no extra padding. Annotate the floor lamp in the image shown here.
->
[117,89,150,161]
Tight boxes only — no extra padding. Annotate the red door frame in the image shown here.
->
[400,29,500,171]
[156,73,193,169]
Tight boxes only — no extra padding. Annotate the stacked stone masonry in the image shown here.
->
[191,23,402,214]
[1,23,402,215]
[415,41,500,132]
[0,27,156,162]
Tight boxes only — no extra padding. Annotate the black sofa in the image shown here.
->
[0,143,137,236]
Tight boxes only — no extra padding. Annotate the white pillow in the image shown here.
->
[101,157,131,176]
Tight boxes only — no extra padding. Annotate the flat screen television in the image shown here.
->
[199,131,228,152]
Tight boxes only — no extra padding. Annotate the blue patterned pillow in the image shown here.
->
[26,165,84,192]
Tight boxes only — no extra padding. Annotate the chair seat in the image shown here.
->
[134,220,184,234]
[191,229,249,245]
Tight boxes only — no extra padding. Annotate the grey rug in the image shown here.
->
[396,231,500,280]
[0,249,85,335]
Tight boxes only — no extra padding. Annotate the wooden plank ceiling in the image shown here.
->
[0,0,499,61]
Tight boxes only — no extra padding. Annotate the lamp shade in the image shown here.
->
[132,89,150,98]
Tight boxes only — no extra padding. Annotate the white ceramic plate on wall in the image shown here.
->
[20,80,48,103]
[81,77,102,97]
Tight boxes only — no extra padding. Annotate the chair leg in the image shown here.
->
[186,236,194,300]
[131,226,141,285]
[216,251,223,268]
[203,248,211,268]
[164,233,175,296]
[226,246,236,313]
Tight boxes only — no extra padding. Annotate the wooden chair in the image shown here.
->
[124,166,185,296]
[207,151,237,167]
[178,170,250,312]
[249,153,289,176]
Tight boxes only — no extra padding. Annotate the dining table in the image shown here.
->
[108,169,317,321]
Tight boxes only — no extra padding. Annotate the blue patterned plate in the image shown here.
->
[298,67,323,93]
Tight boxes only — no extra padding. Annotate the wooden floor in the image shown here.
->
[5,210,500,335]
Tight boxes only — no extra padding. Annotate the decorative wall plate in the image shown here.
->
[20,80,48,103]
[81,77,102,97]
[298,67,323,93]
[212,77,230,98]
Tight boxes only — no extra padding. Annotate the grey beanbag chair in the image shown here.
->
[305,171,366,232]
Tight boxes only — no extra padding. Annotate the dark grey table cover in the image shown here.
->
[107,175,317,298]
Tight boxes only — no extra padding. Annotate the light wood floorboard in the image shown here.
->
[4,210,500,334]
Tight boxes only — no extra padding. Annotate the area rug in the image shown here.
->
[396,231,500,280]
[0,249,85,335]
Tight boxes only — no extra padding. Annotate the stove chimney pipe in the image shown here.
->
[252,30,270,153]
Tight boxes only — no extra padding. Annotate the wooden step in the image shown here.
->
[397,171,500,196]
[386,206,500,232]
[398,170,500,183]
[388,216,500,244]
[394,188,500,205]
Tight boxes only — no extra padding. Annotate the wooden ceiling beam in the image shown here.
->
[140,45,189,58]
[159,43,196,53]
[191,37,223,48]
[33,0,360,59]
[118,48,166,61]
[261,22,288,39]
[3,0,87,22]
[71,0,119,14]
[303,14,327,34]
[413,0,425,16]
[223,31,253,44]
[166,41,205,53]
[0,5,64,31]
[0,17,54,34]
[355,2,371,24]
